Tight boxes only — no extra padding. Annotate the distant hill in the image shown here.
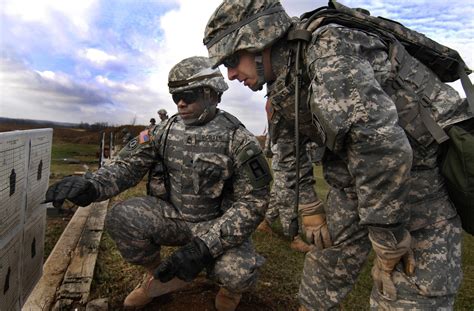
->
[0,117,78,129]
[0,117,145,145]
[0,117,266,148]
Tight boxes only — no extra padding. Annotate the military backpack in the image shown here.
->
[288,0,474,234]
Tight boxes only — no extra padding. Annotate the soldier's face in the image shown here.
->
[226,51,258,91]
[177,100,203,121]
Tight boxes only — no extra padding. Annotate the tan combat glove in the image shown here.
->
[369,229,415,301]
[299,200,332,250]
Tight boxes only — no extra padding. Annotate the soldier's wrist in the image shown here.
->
[368,224,408,247]
[298,200,325,216]
[198,231,223,258]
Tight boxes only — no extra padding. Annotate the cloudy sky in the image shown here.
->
[1,0,473,134]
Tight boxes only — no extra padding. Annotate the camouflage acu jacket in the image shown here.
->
[269,23,471,230]
[89,110,270,257]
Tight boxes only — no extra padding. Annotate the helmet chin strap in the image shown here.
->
[251,53,266,91]
[252,48,275,91]
[183,88,217,126]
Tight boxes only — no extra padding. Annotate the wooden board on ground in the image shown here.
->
[54,201,108,309]
[23,201,108,311]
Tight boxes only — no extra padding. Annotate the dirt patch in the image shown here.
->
[142,277,275,311]
[44,213,74,260]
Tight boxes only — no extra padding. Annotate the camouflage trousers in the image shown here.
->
[266,141,315,237]
[266,179,296,237]
[299,188,462,310]
[106,196,264,292]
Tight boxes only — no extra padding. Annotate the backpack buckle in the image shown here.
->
[420,94,431,108]
[392,75,404,90]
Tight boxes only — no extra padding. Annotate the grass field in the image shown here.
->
[46,142,474,310]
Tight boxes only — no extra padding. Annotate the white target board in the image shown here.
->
[0,132,28,241]
[25,130,52,220]
[0,128,52,310]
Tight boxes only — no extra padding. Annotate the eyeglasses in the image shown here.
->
[172,89,202,104]
[222,54,240,68]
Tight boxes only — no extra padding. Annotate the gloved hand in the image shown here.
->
[369,229,415,301]
[44,176,98,208]
[154,237,213,283]
[302,214,332,250]
[299,201,332,250]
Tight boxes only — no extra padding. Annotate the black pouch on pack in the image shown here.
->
[441,118,474,235]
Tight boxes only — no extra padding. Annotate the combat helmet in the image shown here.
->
[203,0,292,69]
[157,109,167,115]
[168,56,228,94]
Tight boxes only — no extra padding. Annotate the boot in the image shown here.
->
[215,287,242,311]
[290,236,313,253]
[124,259,186,309]
[256,219,273,234]
[124,275,188,309]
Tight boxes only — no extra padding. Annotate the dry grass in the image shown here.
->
[44,140,474,310]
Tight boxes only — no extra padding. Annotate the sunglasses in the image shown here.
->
[222,54,240,68]
[172,89,203,104]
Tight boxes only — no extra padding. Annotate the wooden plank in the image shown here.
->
[22,205,92,311]
[53,201,108,309]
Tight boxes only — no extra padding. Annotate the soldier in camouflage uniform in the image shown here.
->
[121,127,133,145]
[45,56,271,311]
[203,0,470,309]
[258,99,318,253]
[157,108,169,123]
[147,118,156,129]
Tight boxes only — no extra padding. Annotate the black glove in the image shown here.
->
[154,237,213,283]
[44,176,98,208]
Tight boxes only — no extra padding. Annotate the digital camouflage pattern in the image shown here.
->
[92,109,269,292]
[106,196,264,293]
[203,0,292,68]
[265,105,319,237]
[95,110,269,254]
[289,24,465,310]
[204,0,468,309]
[168,56,228,94]
[305,142,324,164]
[369,217,462,310]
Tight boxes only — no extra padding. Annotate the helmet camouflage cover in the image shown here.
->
[168,56,228,94]
[203,0,292,68]
[157,109,167,115]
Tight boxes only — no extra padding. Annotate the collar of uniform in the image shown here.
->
[269,36,292,81]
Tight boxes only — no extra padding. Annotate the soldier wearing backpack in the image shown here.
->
[203,0,472,309]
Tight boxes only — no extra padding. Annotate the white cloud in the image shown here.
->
[141,0,282,134]
[80,48,118,66]
[2,0,96,38]
[0,0,472,135]
[144,0,221,88]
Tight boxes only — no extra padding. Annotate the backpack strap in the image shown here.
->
[286,26,313,238]
[386,43,450,144]
[458,64,474,114]
[287,29,312,42]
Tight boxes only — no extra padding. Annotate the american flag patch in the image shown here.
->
[139,129,150,144]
